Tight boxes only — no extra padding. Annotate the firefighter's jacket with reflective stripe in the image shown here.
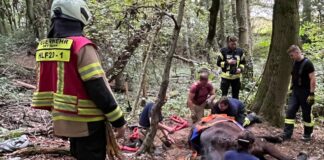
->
[216,47,246,80]
[32,36,124,137]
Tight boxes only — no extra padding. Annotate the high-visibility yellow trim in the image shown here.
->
[53,101,77,112]
[37,38,73,50]
[105,106,123,122]
[53,115,105,122]
[78,99,96,108]
[54,93,77,104]
[80,69,105,81]
[221,62,225,68]
[78,62,101,73]
[303,114,315,127]
[32,99,53,107]
[239,64,245,70]
[284,119,295,124]
[303,121,315,127]
[78,108,103,116]
[78,62,105,81]
[218,53,224,60]
[36,50,71,62]
[243,117,251,127]
[52,112,105,122]
[33,92,53,99]
[57,62,64,94]
[220,72,241,80]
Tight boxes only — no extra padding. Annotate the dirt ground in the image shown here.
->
[1,55,323,160]
[0,103,323,160]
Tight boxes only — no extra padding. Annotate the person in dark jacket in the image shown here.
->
[216,36,246,99]
[139,98,175,144]
[211,97,260,127]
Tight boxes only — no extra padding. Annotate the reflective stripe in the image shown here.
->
[53,101,77,112]
[218,54,224,60]
[105,106,123,122]
[239,64,245,70]
[78,63,105,81]
[32,99,53,107]
[221,62,225,68]
[52,111,105,122]
[243,117,251,127]
[54,93,77,104]
[78,108,103,116]
[284,119,295,124]
[220,72,241,79]
[78,99,96,108]
[303,114,315,127]
[304,121,315,127]
[33,92,53,99]
[57,62,64,93]
[79,62,101,72]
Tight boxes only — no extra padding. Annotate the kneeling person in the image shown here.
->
[212,97,260,127]
[139,98,174,144]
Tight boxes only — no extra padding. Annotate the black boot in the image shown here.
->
[301,126,313,142]
[281,124,294,141]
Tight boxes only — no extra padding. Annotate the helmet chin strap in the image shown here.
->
[47,18,84,38]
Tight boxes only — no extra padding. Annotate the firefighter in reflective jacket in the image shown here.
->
[216,36,246,99]
[281,45,316,142]
[31,0,126,159]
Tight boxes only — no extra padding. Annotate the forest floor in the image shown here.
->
[0,53,323,160]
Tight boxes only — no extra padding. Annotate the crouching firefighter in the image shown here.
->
[281,45,316,142]
[31,0,126,159]
[211,97,261,127]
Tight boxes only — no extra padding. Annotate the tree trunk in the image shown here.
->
[247,0,253,56]
[231,0,238,36]
[252,0,299,127]
[236,0,253,80]
[183,17,190,58]
[187,16,194,58]
[302,0,312,22]
[218,0,226,48]
[206,0,220,46]
[137,0,185,154]
[206,0,220,63]
[132,27,161,117]
[0,0,8,35]
[26,0,40,38]
[107,29,148,82]
[3,0,14,32]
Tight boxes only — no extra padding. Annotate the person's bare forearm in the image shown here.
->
[310,78,316,93]
[309,72,316,93]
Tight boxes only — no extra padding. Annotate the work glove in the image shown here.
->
[307,93,315,106]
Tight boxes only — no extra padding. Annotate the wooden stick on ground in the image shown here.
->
[8,147,70,157]
[13,80,36,89]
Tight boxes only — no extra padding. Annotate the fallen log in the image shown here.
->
[8,147,70,157]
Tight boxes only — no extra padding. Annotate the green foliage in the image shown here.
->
[300,22,324,54]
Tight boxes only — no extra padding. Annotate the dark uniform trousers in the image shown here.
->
[284,88,314,137]
[221,78,241,99]
[70,121,107,160]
